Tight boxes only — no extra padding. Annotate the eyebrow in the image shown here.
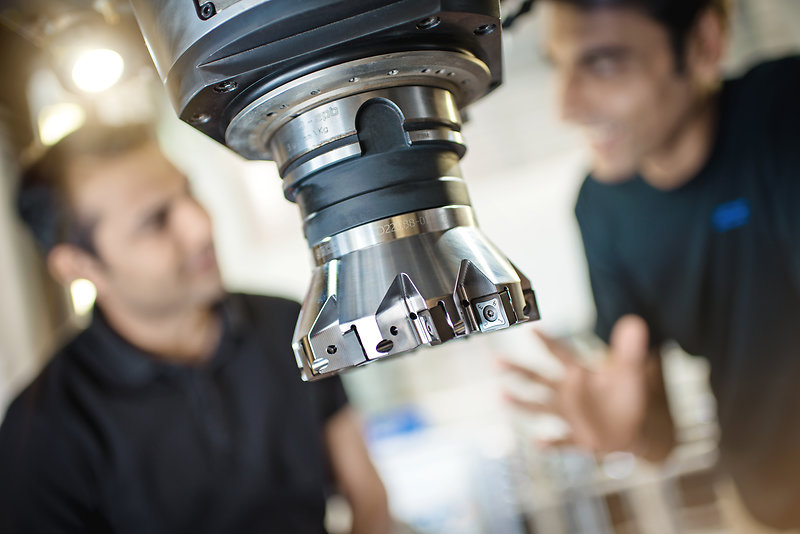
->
[578,45,631,66]
[541,42,630,69]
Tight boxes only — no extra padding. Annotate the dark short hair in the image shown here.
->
[18,122,156,254]
[545,0,730,70]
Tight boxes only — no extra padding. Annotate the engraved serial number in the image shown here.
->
[377,216,427,236]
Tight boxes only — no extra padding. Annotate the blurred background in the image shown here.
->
[1,1,799,532]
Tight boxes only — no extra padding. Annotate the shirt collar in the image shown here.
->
[73,294,246,388]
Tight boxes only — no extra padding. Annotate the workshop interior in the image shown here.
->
[1,0,799,532]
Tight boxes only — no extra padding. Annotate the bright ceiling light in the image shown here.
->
[71,48,125,93]
[38,102,86,146]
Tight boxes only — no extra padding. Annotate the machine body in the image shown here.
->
[130,0,540,380]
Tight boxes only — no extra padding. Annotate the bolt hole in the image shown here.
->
[447,72,456,77]
[279,104,288,109]
[387,69,400,76]
[474,23,497,36]
[200,3,215,19]
[436,69,446,74]
[266,111,276,117]
[326,345,337,355]
[523,304,531,315]
[416,16,440,30]
[390,326,399,336]
[310,89,320,95]
[461,299,470,308]
[349,77,359,83]
[421,68,431,73]
[409,312,418,320]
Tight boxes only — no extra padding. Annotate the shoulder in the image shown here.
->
[574,174,601,221]
[0,343,100,479]
[725,56,800,130]
[230,293,301,327]
[233,293,301,316]
[728,57,800,184]
[0,348,102,529]
[1,339,89,442]
[734,55,800,92]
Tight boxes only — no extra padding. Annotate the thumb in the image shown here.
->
[609,314,650,367]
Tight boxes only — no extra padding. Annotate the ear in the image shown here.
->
[47,244,106,294]
[687,8,727,87]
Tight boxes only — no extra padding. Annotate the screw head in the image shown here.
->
[376,339,394,353]
[199,2,215,19]
[326,345,337,355]
[416,16,441,30]
[188,113,210,125]
[474,23,497,36]
[483,305,498,322]
[213,80,237,93]
[312,358,330,373]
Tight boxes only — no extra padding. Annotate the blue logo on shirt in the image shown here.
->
[711,198,750,232]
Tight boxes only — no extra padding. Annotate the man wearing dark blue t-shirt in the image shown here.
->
[503,0,800,531]
[0,123,390,533]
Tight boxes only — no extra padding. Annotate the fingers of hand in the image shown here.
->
[610,315,650,368]
[533,329,579,369]
[535,436,576,449]
[503,391,558,415]
[496,358,558,390]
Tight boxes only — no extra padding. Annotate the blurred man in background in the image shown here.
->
[0,123,390,534]
[504,0,800,531]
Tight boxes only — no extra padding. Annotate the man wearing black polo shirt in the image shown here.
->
[502,0,800,532]
[0,123,390,534]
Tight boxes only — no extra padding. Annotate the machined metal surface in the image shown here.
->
[294,205,538,380]
[272,84,464,181]
[129,0,503,142]
[311,205,476,265]
[261,84,467,202]
[131,0,540,381]
[226,52,487,161]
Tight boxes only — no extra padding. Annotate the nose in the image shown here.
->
[175,195,214,250]
[558,69,583,123]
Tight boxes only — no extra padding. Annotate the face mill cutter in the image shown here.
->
[130,0,540,380]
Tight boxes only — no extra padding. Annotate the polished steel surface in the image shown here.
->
[226,51,489,160]
[129,0,258,101]
[293,207,538,380]
[270,86,461,171]
[270,85,466,189]
[131,0,539,382]
[311,205,476,265]
[268,85,463,181]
